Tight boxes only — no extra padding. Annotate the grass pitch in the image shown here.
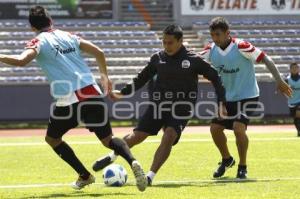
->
[0,129,300,199]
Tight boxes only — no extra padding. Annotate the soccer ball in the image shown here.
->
[102,164,128,187]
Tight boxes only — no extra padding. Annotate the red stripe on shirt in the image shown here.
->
[243,47,256,53]
[238,41,251,49]
[75,85,100,101]
[256,52,265,62]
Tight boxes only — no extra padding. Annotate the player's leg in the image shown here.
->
[84,98,148,191]
[210,121,235,178]
[210,123,231,159]
[292,105,300,136]
[233,97,258,179]
[93,130,149,171]
[147,111,188,185]
[146,127,178,185]
[232,121,248,179]
[123,130,149,147]
[93,104,160,171]
[210,100,236,178]
[98,134,148,192]
[46,104,94,190]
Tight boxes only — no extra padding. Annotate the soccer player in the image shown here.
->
[200,17,292,179]
[93,24,227,185]
[285,62,300,137]
[0,6,147,191]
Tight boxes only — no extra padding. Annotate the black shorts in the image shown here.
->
[47,97,112,140]
[212,97,259,130]
[134,103,190,145]
[289,102,300,117]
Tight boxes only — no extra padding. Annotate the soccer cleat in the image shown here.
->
[236,167,247,179]
[71,174,96,190]
[213,156,235,178]
[147,176,152,186]
[93,155,114,172]
[131,160,147,192]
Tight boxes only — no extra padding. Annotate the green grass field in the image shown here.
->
[1,130,300,199]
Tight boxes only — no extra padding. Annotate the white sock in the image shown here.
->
[147,171,156,181]
[109,151,117,161]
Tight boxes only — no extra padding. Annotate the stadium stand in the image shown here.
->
[195,19,300,78]
[1,18,300,85]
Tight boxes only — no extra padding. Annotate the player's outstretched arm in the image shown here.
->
[79,38,112,95]
[196,58,227,118]
[109,90,124,101]
[120,55,157,96]
[0,49,37,67]
[262,55,292,97]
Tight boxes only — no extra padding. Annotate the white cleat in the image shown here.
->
[71,174,96,190]
[131,160,147,192]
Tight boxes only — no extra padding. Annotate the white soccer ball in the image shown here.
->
[102,164,128,187]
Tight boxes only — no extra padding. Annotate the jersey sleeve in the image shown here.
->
[25,38,41,54]
[199,43,211,62]
[120,54,157,95]
[237,40,265,63]
[68,32,81,46]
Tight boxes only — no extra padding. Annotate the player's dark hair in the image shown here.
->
[163,24,183,40]
[209,17,230,32]
[290,62,299,68]
[29,6,52,30]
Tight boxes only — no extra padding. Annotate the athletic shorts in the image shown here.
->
[212,97,259,130]
[134,103,190,145]
[47,97,112,140]
[289,102,300,117]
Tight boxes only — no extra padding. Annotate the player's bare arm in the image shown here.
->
[0,48,37,67]
[79,38,111,94]
[262,55,293,97]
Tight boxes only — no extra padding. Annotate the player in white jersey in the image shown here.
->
[285,63,300,137]
[200,17,292,179]
[0,6,147,191]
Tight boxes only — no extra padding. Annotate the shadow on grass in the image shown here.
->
[18,191,135,199]
[152,177,259,188]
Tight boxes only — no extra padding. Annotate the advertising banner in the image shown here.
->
[181,0,300,15]
[0,0,113,19]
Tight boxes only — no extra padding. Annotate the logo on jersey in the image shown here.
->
[52,45,76,57]
[182,60,191,68]
[218,65,240,74]
[190,0,204,10]
[271,0,285,10]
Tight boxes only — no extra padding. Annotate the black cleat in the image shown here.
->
[213,156,235,178]
[147,176,152,186]
[236,166,247,179]
[93,155,113,172]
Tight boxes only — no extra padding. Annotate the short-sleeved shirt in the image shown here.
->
[200,38,265,102]
[286,75,300,107]
[25,29,100,106]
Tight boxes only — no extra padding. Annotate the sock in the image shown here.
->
[294,118,300,132]
[222,156,233,163]
[147,171,156,181]
[53,142,90,179]
[108,137,135,165]
[108,151,117,161]
[238,165,247,170]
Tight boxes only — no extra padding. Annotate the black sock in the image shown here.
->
[109,138,135,165]
[53,142,90,179]
[238,165,247,170]
[294,118,300,132]
[222,156,233,163]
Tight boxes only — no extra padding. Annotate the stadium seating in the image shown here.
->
[1,19,300,84]
[195,19,300,80]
